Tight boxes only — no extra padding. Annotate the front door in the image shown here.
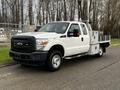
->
[65,24,85,56]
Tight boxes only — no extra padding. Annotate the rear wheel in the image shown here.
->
[46,50,62,71]
[96,47,104,57]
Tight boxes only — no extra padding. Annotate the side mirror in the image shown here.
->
[73,29,80,37]
[68,32,74,37]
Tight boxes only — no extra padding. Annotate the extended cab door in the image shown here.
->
[80,23,90,52]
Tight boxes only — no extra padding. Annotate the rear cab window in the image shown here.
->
[80,24,88,35]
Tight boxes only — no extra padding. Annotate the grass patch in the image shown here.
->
[0,46,12,64]
[111,39,120,45]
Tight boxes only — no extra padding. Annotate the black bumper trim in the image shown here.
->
[9,50,48,62]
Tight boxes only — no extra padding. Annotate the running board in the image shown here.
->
[64,53,87,59]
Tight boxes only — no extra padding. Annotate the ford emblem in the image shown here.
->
[17,42,23,46]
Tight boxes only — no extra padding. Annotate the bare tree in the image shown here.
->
[69,0,76,21]
[21,0,24,26]
[63,0,67,21]
[28,0,33,25]
[0,0,119,38]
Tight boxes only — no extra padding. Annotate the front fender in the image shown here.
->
[43,39,65,51]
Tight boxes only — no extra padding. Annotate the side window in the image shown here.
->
[81,24,88,35]
[68,24,81,37]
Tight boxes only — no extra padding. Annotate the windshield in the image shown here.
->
[38,22,69,34]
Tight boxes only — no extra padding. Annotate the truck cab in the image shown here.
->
[10,21,110,71]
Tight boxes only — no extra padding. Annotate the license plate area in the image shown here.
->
[14,54,21,59]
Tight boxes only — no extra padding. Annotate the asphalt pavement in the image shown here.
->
[0,46,120,90]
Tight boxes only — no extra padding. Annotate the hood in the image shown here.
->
[16,32,61,39]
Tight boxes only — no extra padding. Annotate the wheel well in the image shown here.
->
[100,42,110,53]
[100,42,110,48]
[48,45,65,56]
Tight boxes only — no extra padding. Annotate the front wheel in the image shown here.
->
[46,51,62,71]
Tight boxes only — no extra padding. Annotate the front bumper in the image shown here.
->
[9,50,48,65]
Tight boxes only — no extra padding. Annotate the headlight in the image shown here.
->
[36,39,48,50]
[36,39,48,46]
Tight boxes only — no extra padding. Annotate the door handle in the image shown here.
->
[81,37,84,41]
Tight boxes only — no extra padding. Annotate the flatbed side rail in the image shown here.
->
[99,35,111,43]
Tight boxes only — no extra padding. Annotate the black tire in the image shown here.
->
[96,47,104,57]
[46,50,62,71]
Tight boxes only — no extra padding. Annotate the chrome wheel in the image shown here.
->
[99,47,103,56]
[52,55,61,69]
[46,50,62,71]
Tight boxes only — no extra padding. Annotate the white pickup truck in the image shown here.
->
[10,21,110,71]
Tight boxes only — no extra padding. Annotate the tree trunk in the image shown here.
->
[29,0,33,25]
[21,0,24,26]
[63,0,67,21]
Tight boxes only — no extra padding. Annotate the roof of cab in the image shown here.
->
[50,21,83,24]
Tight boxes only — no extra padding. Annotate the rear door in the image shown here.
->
[80,23,90,52]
